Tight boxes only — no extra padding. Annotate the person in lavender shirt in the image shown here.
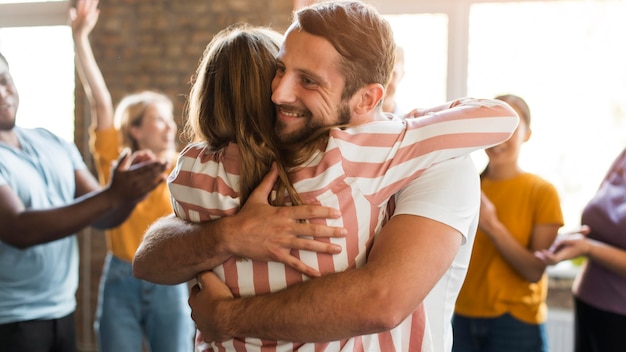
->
[536,148,626,352]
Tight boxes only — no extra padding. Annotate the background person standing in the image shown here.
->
[71,1,194,351]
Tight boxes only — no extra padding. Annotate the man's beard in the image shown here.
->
[275,101,351,145]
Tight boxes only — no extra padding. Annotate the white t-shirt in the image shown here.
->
[393,155,480,352]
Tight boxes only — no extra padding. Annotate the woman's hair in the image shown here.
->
[185,23,300,205]
[114,90,173,151]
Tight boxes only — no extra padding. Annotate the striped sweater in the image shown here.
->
[168,98,518,352]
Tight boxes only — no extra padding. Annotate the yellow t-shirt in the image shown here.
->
[90,127,175,263]
[454,172,563,324]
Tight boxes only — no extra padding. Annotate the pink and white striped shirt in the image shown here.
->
[168,98,518,352]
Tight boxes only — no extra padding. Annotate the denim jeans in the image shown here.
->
[95,254,194,352]
[452,313,548,352]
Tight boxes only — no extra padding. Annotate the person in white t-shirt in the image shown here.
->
[134,2,518,351]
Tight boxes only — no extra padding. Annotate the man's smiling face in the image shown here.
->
[271,25,352,144]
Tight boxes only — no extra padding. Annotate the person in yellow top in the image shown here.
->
[71,1,193,351]
[453,94,564,352]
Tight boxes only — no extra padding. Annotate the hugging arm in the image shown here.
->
[188,158,475,343]
[191,214,462,342]
[133,165,347,285]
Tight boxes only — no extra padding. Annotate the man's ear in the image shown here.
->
[353,83,384,114]
[523,127,532,142]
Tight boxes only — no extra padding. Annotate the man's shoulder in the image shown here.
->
[16,126,66,145]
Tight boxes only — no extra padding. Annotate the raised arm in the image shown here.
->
[70,0,114,131]
[133,165,347,284]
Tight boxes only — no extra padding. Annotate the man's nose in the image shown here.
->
[271,75,296,105]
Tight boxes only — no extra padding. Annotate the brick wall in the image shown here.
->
[74,1,293,350]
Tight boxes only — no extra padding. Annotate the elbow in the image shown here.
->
[364,286,417,332]
[371,309,407,332]
[524,266,547,283]
[131,249,174,285]
[131,250,149,281]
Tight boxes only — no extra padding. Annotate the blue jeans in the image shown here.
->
[452,313,548,352]
[95,254,194,352]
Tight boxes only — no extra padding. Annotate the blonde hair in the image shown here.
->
[185,24,300,205]
[114,90,173,151]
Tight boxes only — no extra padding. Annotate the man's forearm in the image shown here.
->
[133,198,347,284]
[195,215,461,342]
[223,268,393,341]
[133,214,232,285]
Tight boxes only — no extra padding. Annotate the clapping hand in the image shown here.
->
[535,225,591,265]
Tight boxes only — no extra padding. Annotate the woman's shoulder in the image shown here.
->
[176,142,240,173]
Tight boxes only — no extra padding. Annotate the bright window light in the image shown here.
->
[0,25,75,142]
[467,1,626,227]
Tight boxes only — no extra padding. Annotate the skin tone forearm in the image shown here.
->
[577,238,626,278]
[133,215,232,285]
[189,214,462,343]
[0,152,166,249]
[1,183,119,248]
[133,166,347,285]
[535,227,626,279]
[71,0,115,130]
[479,192,560,282]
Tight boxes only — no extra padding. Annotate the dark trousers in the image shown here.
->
[452,312,547,352]
[575,297,626,352]
[0,312,77,352]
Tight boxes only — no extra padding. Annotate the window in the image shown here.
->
[467,1,626,226]
[0,0,74,142]
[372,0,626,229]
[385,13,448,109]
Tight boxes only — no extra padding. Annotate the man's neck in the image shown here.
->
[0,128,19,148]
[369,110,389,122]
